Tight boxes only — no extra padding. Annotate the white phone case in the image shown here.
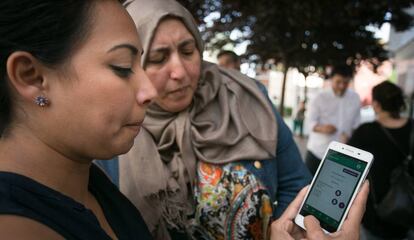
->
[294,141,373,233]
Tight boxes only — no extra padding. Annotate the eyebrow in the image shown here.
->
[107,44,140,56]
[150,38,196,53]
[178,39,196,48]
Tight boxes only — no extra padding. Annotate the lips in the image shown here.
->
[125,123,141,127]
[168,86,188,94]
[165,85,191,99]
[125,120,143,134]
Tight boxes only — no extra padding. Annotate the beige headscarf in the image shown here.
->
[120,0,278,237]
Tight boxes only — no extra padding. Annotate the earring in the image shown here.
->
[35,95,49,107]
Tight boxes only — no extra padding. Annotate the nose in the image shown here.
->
[169,54,186,81]
[136,68,157,106]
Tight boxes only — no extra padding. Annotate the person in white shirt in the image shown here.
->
[305,65,361,175]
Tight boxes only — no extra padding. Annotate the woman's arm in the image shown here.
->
[255,81,311,217]
[274,109,312,217]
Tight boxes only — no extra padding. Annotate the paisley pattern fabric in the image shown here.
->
[190,162,273,240]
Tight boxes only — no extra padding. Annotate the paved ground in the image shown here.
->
[285,116,308,161]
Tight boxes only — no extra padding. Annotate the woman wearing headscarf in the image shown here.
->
[120,0,312,239]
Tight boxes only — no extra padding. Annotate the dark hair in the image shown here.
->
[0,0,125,136]
[372,81,406,119]
[217,50,240,64]
[330,64,354,79]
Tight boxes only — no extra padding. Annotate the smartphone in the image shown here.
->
[295,141,373,233]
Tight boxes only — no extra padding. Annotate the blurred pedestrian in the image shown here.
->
[217,50,241,71]
[348,81,413,239]
[305,65,361,175]
[0,0,156,239]
[293,100,306,137]
[120,0,311,239]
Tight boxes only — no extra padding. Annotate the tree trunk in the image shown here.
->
[279,66,289,117]
[410,92,414,118]
[304,73,308,103]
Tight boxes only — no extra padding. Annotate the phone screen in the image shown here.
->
[299,149,368,232]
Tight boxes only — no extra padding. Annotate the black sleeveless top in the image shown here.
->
[0,164,152,240]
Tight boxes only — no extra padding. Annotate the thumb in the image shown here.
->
[304,215,327,240]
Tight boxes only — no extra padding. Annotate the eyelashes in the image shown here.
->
[146,56,166,65]
[109,65,134,78]
[181,48,195,55]
[147,46,196,65]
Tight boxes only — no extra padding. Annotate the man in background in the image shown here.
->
[305,65,361,175]
[217,50,241,71]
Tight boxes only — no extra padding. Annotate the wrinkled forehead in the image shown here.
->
[152,16,195,43]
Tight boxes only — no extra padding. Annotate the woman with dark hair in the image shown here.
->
[348,81,413,239]
[0,0,156,239]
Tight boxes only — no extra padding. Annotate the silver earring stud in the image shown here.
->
[35,95,49,107]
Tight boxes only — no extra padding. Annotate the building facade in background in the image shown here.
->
[389,7,414,100]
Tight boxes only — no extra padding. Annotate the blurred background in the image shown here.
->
[177,0,414,157]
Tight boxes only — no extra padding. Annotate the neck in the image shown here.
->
[376,111,394,122]
[376,111,406,128]
[333,89,345,97]
[0,128,91,205]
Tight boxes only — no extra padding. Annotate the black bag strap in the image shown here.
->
[378,119,413,166]
[409,119,414,163]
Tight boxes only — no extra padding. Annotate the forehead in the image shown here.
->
[218,55,231,64]
[218,54,231,60]
[152,18,194,44]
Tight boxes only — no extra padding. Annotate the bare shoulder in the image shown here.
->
[0,215,64,240]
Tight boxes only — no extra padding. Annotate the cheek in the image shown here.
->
[67,78,131,123]
[146,68,168,94]
[71,89,116,125]
[187,59,201,88]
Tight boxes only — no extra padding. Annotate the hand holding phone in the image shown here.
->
[294,141,373,234]
[270,179,370,240]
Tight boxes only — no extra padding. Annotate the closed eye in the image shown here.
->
[178,39,196,56]
[147,50,168,65]
[181,48,195,56]
[110,65,134,78]
[147,56,166,65]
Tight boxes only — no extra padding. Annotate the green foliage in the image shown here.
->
[178,0,414,74]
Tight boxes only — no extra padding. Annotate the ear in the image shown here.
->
[372,100,381,112]
[6,51,49,103]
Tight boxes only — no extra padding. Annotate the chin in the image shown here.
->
[166,104,190,113]
[118,141,135,154]
[107,139,135,157]
[164,98,193,112]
